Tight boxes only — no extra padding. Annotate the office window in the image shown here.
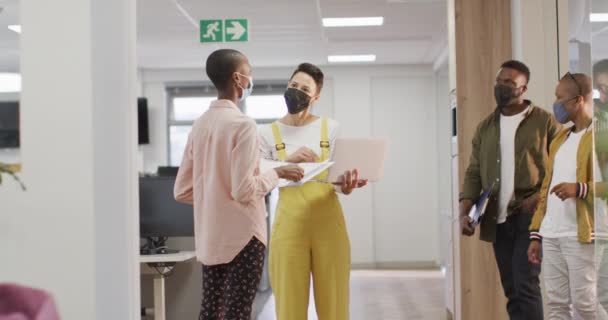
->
[169,125,192,166]
[245,94,286,121]
[173,97,214,121]
[167,85,287,166]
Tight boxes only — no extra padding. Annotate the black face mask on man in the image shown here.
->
[494,84,523,108]
[284,88,312,114]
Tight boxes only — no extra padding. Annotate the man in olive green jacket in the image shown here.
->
[460,60,560,320]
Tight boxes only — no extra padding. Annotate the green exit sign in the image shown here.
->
[200,19,248,43]
[200,20,223,42]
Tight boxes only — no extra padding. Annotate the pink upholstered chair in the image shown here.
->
[0,284,60,320]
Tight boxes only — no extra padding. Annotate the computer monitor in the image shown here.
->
[157,166,179,177]
[139,176,194,250]
[138,98,150,145]
[0,102,19,148]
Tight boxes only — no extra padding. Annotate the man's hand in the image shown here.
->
[275,165,304,182]
[550,182,578,201]
[285,147,318,163]
[460,216,475,236]
[528,240,542,264]
[459,199,475,236]
[520,193,540,214]
[340,169,368,195]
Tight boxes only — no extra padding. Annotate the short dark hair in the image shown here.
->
[500,60,531,84]
[290,63,324,94]
[593,59,608,81]
[206,49,246,90]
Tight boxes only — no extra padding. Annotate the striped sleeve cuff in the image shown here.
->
[530,231,542,241]
[578,183,588,199]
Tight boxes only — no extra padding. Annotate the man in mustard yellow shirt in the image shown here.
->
[527,73,606,319]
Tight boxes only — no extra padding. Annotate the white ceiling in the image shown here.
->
[5,0,608,72]
[136,0,448,68]
[0,0,447,71]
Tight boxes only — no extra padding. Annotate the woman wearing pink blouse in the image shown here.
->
[174,49,303,320]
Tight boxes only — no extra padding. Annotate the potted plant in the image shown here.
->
[0,162,26,190]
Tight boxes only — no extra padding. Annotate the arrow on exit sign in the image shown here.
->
[225,19,248,42]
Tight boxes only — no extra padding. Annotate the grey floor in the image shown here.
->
[253,270,445,320]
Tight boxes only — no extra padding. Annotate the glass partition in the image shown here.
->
[592,0,608,316]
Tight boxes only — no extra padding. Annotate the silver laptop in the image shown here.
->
[326,138,388,184]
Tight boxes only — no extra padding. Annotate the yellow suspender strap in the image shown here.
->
[271,122,288,161]
[320,118,330,161]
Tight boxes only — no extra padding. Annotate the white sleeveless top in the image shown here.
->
[258,118,340,161]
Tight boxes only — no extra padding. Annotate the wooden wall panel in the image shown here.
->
[454,0,512,319]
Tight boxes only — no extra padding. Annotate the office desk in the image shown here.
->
[140,251,196,320]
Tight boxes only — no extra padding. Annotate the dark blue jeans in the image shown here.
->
[493,212,543,320]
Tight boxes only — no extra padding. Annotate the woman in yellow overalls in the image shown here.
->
[259,63,367,320]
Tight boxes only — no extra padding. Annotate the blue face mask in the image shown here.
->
[552,97,577,124]
[552,102,570,124]
[237,73,254,101]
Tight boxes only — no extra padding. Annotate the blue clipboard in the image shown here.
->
[468,182,495,227]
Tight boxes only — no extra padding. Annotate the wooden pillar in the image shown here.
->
[450,0,512,319]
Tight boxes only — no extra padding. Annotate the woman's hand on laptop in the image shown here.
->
[341,169,368,195]
[286,147,318,163]
[275,165,305,182]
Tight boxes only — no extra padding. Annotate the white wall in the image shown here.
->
[371,75,439,264]
[0,1,140,319]
[511,0,562,111]
[435,68,451,268]
[331,68,375,265]
[0,72,146,168]
[140,64,442,267]
[434,66,453,313]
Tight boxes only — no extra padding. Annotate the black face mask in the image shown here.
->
[494,84,522,108]
[284,88,311,114]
